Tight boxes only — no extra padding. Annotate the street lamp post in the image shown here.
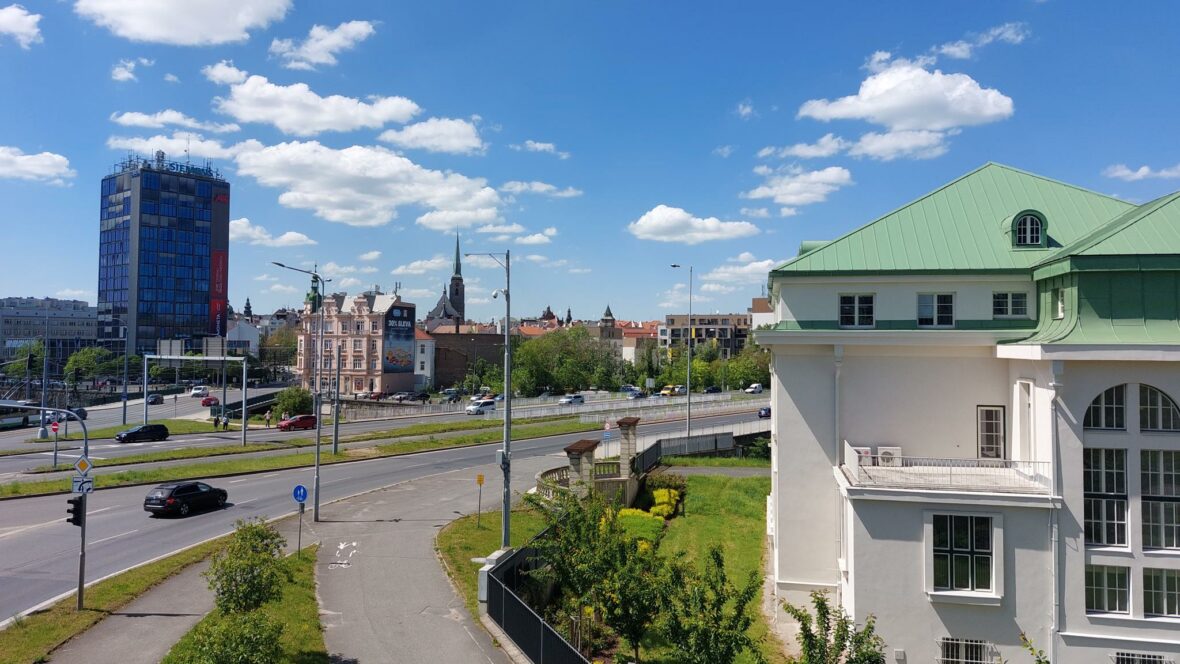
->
[671,264,692,442]
[466,249,512,549]
[104,316,132,425]
[273,262,329,522]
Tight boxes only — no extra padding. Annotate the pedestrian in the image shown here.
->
[222,415,230,431]
[264,409,272,428]
[281,411,289,423]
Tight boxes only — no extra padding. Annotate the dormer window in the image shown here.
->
[1013,212,1046,247]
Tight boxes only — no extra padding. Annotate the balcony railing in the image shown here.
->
[842,441,1052,495]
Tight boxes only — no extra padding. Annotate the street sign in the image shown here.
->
[51,421,59,434]
[476,474,484,486]
[293,484,308,503]
[71,476,94,494]
[73,457,92,475]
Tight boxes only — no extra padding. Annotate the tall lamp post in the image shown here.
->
[671,264,692,442]
[466,249,512,549]
[273,262,329,522]
[101,316,132,425]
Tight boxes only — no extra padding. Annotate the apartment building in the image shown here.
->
[658,311,751,358]
[759,163,1180,663]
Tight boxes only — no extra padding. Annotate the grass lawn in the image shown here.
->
[435,510,548,617]
[161,546,326,664]
[664,455,771,468]
[28,418,224,443]
[30,443,286,473]
[0,537,226,664]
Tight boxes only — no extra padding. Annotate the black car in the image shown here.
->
[145,394,164,405]
[144,481,227,517]
[757,407,771,419]
[703,386,722,394]
[116,423,170,443]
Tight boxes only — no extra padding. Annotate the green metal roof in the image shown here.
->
[772,163,1134,275]
[1034,192,1180,271]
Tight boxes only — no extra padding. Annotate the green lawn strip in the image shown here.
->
[0,420,602,498]
[339,413,574,444]
[0,446,76,457]
[161,545,326,664]
[663,455,771,468]
[651,475,787,664]
[436,510,548,617]
[30,443,286,473]
[27,418,222,443]
[0,536,227,664]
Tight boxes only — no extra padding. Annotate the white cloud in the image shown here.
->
[759,133,850,159]
[55,288,91,299]
[269,20,375,70]
[111,57,152,82]
[477,223,525,234]
[543,227,558,237]
[700,283,737,295]
[207,64,420,136]
[254,274,279,282]
[743,165,853,210]
[337,277,362,288]
[0,4,42,48]
[702,253,783,285]
[1102,163,1180,182]
[358,250,381,261]
[524,254,548,263]
[780,207,798,217]
[509,139,570,159]
[268,283,299,294]
[0,145,75,184]
[499,180,582,198]
[398,287,436,299]
[229,218,316,247]
[657,283,711,309]
[392,255,450,275]
[75,0,290,46]
[465,254,504,269]
[106,131,263,160]
[628,205,760,245]
[378,117,485,155]
[736,100,755,120]
[359,266,378,274]
[515,233,551,245]
[847,129,951,161]
[936,22,1030,60]
[320,262,357,278]
[234,141,501,230]
[164,73,179,83]
[713,145,735,158]
[110,110,240,133]
[568,267,591,275]
[740,207,770,218]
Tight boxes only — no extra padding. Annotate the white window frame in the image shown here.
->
[1112,652,1174,664]
[992,292,1029,319]
[1142,450,1180,550]
[1086,385,1127,430]
[918,293,955,328]
[1140,385,1180,432]
[924,511,1003,605]
[1143,568,1180,617]
[1086,564,1130,614]
[977,406,1005,459]
[1053,288,1065,319]
[1015,214,1043,247]
[937,637,993,664]
[838,294,874,329]
[1085,448,1128,547]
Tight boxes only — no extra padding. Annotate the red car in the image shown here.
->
[201,396,219,407]
[278,414,317,431]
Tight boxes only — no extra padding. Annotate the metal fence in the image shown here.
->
[488,541,590,664]
[631,440,662,476]
[843,441,1052,494]
[576,394,764,424]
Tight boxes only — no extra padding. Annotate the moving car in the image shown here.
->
[47,407,88,423]
[558,394,585,405]
[627,391,647,400]
[757,407,771,419]
[116,423,170,443]
[145,394,164,405]
[190,386,209,398]
[466,399,496,415]
[143,481,227,517]
[744,383,764,394]
[278,414,317,431]
[201,396,219,407]
[703,386,722,394]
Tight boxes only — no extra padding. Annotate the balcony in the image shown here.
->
[842,441,1052,495]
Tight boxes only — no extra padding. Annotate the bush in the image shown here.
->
[187,611,283,664]
[205,519,288,614]
[272,387,312,418]
[783,590,884,664]
[653,488,680,507]
[646,472,687,494]
[650,504,674,519]
[618,510,665,542]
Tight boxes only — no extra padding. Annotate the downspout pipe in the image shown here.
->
[1049,361,1064,664]
[833,344,844,605]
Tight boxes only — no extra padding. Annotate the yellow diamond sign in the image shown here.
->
[74,457,92,475]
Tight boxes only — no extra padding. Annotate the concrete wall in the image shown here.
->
[777,276,1035,324]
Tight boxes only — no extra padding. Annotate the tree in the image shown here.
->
[63,347,115,382]
[726,341,771,390]
[782,590,885,664]
[513,326,622,395]
[599,541,664,663]
[273,387,312,417]
[204,518,288,614]
[188,611,284,664]
[6,340,44,378]
[661,545,765,664]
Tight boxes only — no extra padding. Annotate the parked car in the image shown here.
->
[189,386,209,397]
[627,391,647,400]
[143,481,227,517]
[201,396,219,407]
[466,399,496,415]
[278,414,317,431]
[744,383,764,394]
[704,385,722,394]
[116,423,170,443]
[659,384,676,396]
[757,407,771,419]
[493,393,505,402]
[47,407,88,423]
[558,394,585,405]
[445,393,462,404]
[411,391,431,402]
[145,394,164,405]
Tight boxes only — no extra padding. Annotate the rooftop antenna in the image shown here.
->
[393,281,401,296]
[184,135,191,165]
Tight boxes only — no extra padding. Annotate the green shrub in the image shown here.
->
[653,488,680,507]
[204,519,288,614]
[617,508,649,519]
[272,387,312,418]
[187,611,283,664]
[618,510,665,542]
[646,472,687,494]
[650,504,674,519]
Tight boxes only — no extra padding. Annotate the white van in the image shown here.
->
[190,386,209,397]
[465,399,496,415]
[743,383,763,394]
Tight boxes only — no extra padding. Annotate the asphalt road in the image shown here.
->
[0,411,758,621]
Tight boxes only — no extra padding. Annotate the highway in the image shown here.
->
[0,411,759,622]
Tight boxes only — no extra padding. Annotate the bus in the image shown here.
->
[0,400,33,429]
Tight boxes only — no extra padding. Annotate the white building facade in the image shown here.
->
[760,163,1180,664]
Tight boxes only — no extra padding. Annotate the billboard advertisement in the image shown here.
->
[210,250,228,335]
[382,304,415,373]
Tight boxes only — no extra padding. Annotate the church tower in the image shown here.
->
[448,233,465,324]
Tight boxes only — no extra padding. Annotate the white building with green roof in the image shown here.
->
[758,163,1180,664]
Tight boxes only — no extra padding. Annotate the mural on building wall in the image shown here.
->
[382,304,415,373]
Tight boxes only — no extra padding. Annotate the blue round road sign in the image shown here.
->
[293,484,308,503]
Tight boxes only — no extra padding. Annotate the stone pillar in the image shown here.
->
[563,439,599,497]
[617,416,640,478]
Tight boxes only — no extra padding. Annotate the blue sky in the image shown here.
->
[2,1,1179,323]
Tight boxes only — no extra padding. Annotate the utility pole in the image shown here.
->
[332,343,341,454]
[38,309,50,440]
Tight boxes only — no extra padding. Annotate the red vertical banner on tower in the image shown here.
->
[210,250,228,335]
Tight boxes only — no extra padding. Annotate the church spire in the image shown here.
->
[453,232,462,278]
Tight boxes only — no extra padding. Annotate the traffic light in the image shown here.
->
[66,496,85,527]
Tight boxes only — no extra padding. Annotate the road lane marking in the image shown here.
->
[228,478,251,484]
[91,529,138,545]
[0,504,120,539]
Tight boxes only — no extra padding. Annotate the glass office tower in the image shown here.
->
[96,151,230,355]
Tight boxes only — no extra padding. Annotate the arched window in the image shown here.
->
[1015,213,1043,246]
[1085,385,1126,430]
[1140,385,1180,432]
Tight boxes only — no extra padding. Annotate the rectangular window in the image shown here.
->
[1144,568,1180,617]
[1084,449,1127,546]
[1053,288,1065,319]
[370,320,379,333]
[352,358,362,370]
[1142,450,1180,549]
[933,515,991,592]
[977,406,1005,459]
[419,361,425,371]
[918,293,955,327]
[420,344,425,354]
[1085,385,1126,430]
[370,358,377,370]
[937,638,990,664]
[352,339,362,351]
[838,294,874,328]
[1140,386,1180,432]
[1085,565,1129,613]
[992,292,1029,318]
[1114,653,1171,664]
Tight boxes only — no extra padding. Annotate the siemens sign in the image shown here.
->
[382,304,416,374]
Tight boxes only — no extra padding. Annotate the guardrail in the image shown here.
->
[578,397,766,426]
[595,416,769,458]
[843,441,1052,494]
